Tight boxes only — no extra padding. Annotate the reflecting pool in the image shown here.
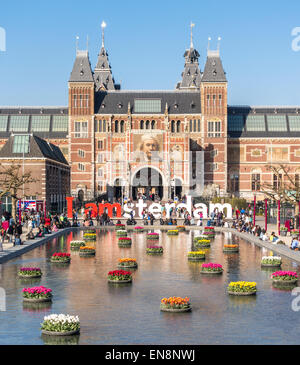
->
[0,229,299,345]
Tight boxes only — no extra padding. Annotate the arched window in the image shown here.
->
[151,120,155,129]
[120,120,125,133]
[146,120,150,129]
[140,120,144,129]
[115,120,119,133]
[176,120,181,133]
[171,120,175,133]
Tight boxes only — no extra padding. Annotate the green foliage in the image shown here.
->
[211,197,248,211]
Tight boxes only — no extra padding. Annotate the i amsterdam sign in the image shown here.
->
[66,196,233,219]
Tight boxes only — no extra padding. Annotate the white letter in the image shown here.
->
[135,199,147,218]
[123,203,135,219]
[209,203,232,219]
[291,27,300,51]
[193,203,208,219]
[149,203,161,219]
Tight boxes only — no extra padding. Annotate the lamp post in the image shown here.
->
[264,198,268,231]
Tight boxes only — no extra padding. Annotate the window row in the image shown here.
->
[207,94,222,108]
[0,115,68,132]
[189,119,200,133]
[73,94,89,109]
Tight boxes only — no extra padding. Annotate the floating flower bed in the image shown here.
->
[83,232,96,241]
[41,314,80,336]
[134,226,144,232]
[118,258,138,268]
[118,237,132,246]
[147,232,159,239]
[167,230,179,236]
[146,246,163,254]
[291,229,299,237]
[116,230,127,237]
[18,267,42,278]
[85,228,96,234]
[176,225,185,232]
[203,231,215,237]
[160,297,191,312]
[70,241,85,250]
[50,253,71,263]
[227,281,257,296]
[223,244,239,252]
[79,247,96,256]
[194,238,210,248]
[187,251,206,261]
[107,270,132,283]
[271,271,298,286]
[115,224,125,230]
[261,256,282,267]
[201,263,223,274]
[22,286,52,303]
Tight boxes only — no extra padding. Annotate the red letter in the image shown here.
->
[98,203,122,218]
[85,203,98,218]
[66,197,74,219]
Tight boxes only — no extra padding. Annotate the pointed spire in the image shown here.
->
[207,37,211,52]
[217,36,221,51]
[101,21,106,48]
[190,22,195,48]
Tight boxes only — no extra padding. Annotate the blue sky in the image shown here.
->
[0,0,300,106]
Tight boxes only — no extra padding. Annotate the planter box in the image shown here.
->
[117,264,138,269]
[23,297,52,303]
[160,305,191,313]
[201,269,223,274]
[280,231,287,236]
[41,329,80,336]
[79,251,95,256]
[187,256,205,261]
[272,278,298,286]
[228,291,256,296]
[50,258,70,263]
[18,274,42,279]
[223,248,239,252]
[108,279,132,284]
[261,263,281,267]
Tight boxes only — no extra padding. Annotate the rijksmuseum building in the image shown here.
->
[1,28,300,204]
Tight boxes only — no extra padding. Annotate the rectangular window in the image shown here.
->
[295,174,299,188]
[193,119,196,132]
[73,95,77,108]
[289,116,300,131]
[208,121,221,137]
[31,115,51,132]
[219,94,222,107]
[74,121,88,138]
[0,115,8,132]
[78,149,85,158]
[103,120,106,132]
[9,115,29,132]
[98,140,103,149]
[207,95,210,108]
[197,119,201,132]
[273,174,282,190]
[99,120,102,132]
[245,115,265,131]
[98,168,103,177]
[190,120,192,132]
[267,115,287,132]
[228,115,245,132]
[213,95,216,107]
[251,174,261,191]
[78,163,85,171]
[52,116,68,132]
[97,153,103,163]
[134,99,161,113]
[12,135,30,153]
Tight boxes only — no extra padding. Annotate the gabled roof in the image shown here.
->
[0,134,69,165]
[69,50,94,83]
[202,50,227,83]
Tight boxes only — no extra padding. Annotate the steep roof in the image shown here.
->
[0,134,69,165]
[94,91,201,114]
[69,50,94,83]
[94,46,116,91]
[176,47,202,90]
[202,50,227,83]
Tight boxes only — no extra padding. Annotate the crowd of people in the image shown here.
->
[231,207,298,250]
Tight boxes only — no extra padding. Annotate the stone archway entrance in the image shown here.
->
[132,167,163,200]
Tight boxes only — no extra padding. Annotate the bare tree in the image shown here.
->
[260,164,300,215]
[0,162,38,219]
